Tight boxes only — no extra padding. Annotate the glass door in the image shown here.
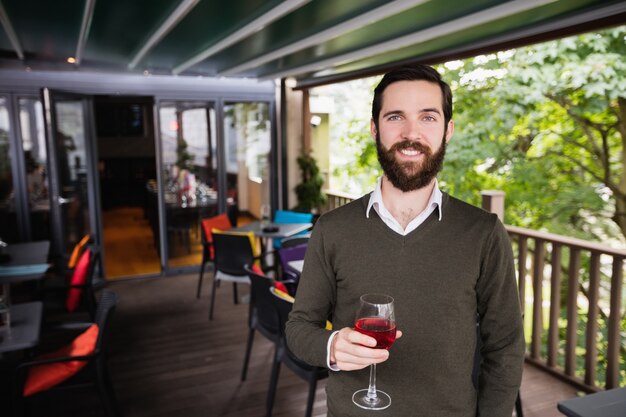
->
[41,89,100,264]
[222,102,271,223]
[159,101,217,269]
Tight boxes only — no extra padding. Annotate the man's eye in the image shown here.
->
[388,115,401,121]
[423,115,436,121]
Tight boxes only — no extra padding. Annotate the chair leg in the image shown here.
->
[196,257,206,299]
[305,378,318,417]
[233,283,239,305]
[266,353,282,417]
[87,288,97,321]
[209,277,219,320]
[241,328,255,381]
[97,360,122,417]
[515,391,523,417]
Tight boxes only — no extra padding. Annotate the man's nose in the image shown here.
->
[402,118,421,140]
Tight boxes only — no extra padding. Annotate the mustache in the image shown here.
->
[389,140,431,155]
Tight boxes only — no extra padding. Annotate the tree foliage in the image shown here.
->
[440,26,626,244]
[329,25,626,245]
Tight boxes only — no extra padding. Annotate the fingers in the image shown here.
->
[331,327,390,371]
[396,329,403,339]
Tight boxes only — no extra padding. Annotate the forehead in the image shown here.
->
[380,80,443,112]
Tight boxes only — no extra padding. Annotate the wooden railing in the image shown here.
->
[324,190,625,392]
[507,226,625,392]
[323,189,360,212]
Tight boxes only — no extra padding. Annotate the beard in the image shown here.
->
[376,132,447,192]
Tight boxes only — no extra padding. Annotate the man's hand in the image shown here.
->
[330,327,403,371]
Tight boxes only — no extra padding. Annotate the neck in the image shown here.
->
[381,176,436,229]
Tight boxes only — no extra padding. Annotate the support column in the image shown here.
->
[302,89,311,153]
[481,190,505,222]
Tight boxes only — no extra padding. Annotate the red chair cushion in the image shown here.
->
[273,280,289,294]
[65,248,91,312]
[23,324,100,397]
[251,263,264,276]
[200,213,232,259]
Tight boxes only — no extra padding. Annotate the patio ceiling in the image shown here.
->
[0,0,624,87]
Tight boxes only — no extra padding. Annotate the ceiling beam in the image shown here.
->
[172,0,311,75]
[75,0,97,65]
[260,0,556,80]
[294,4,626,90]
[128,0,201,70]
[218,0,432,76]
[0,0,24,60]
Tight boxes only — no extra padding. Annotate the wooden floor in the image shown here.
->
[101,207,252,279]
[12,272,581,417]
[102,207,163,278]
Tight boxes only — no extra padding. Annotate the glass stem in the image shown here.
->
[366,364,378,400]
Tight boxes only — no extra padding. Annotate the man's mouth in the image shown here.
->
[398,148,421,156]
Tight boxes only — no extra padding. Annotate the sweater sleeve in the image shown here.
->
[476,217,526,417]
[285,216,337,368]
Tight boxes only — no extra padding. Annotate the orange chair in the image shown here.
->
[197,213,233,298]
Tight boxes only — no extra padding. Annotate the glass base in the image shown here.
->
[352,389,391,410]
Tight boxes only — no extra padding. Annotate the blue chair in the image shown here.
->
[273,210,313,249]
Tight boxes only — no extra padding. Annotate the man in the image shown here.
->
[285,64,525,417]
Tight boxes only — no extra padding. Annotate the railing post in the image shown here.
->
[481,190,505,221]
[548,244,562,368]
[531,239,545,360]
[565,248,580,377]
[584,252,601,387]
[606,256,623,389]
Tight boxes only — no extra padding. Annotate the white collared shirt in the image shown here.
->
[326,177,444,370]
[366,177,443,235]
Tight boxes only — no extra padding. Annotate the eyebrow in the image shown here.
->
[382,108,442,118]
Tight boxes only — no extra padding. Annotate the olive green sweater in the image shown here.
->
[285,193,525,417]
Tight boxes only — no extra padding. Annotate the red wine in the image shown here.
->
[354,317,397,349]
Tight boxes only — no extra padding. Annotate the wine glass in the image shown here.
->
[352,293,396,410]
[260,204,271,227]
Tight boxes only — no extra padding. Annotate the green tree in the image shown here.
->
[441,26,626,244]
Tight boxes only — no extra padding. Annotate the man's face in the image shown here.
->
[372,80,454,192]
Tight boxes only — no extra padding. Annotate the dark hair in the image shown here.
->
[371,64,453,129]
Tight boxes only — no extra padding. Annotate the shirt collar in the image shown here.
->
[366,177,443,221]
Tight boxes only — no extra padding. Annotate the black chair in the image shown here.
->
[39,244,103,321]
[196,213,233,299]
[269,289,328,417]
[14,289,121,417]
[241,264,281,382]
[208,230,255,320]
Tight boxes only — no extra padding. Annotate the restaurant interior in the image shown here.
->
[0,0,625,416]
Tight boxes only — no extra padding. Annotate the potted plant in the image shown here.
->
[293,152,326,215]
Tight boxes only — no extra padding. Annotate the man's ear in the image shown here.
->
[445,119,454,143]
[370,119,377,138]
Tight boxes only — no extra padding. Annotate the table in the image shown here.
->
[0,302,43,354]
[232,221,312,240]
[0,241,50,305]
[233,221,312,265]
[0,241,51,284]
[557,387,626,417]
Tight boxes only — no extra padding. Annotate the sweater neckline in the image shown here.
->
[361,193,446,241]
